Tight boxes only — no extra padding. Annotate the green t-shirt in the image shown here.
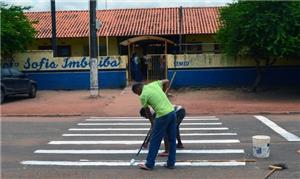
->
[140,80,174,118]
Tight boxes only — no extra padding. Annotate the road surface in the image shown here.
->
[2,115,300,179]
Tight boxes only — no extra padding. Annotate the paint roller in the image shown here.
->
[264,163,288,179]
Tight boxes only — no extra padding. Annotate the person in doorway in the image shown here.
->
[131,53,142,82]
[132,80,177,170]
[130,53,136,81]
[141,55,148,80]
[140,105,185,156]
[159,55,166,79]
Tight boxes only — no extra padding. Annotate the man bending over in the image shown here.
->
[140,105,185,156]
[132,80,177,170]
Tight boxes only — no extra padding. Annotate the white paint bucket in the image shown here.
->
[252,135,270,158]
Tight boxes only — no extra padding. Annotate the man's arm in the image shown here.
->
[143,107,154,125]
[161,79,170,93]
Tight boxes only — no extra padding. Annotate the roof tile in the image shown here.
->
[25,7,220,38]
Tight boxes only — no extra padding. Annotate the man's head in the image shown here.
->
[132,83,143,95]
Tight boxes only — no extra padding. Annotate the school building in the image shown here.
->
[2,7,300,89]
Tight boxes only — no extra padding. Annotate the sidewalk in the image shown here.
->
[1,87,300,117]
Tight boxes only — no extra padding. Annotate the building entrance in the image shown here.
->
[120,36,174,82]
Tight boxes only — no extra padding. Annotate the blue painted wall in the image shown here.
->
[26,70,127,90]
[24,67,300,90]
[168,67,300,88]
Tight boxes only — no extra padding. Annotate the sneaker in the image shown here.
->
[158,152,169,157]
[142,143,148,149]
[163,164,175,169]
[177,143,184,149]
[138,163,152,171]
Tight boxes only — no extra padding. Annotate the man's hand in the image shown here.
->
[143,107,154,125]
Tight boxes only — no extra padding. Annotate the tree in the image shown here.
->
[1,3,36,61]
[217,1,300,92]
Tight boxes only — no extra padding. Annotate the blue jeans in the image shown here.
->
[145,111,177,168]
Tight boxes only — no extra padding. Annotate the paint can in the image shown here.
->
[252,135,270,158]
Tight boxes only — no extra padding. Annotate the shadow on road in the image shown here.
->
[2,95,31,104]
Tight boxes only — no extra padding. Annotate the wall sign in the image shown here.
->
[1,51,127,71]
[167,54,299,68]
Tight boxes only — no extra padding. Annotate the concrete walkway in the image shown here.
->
[1,87,300,117]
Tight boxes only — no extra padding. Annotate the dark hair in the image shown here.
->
[140,108,146,118]
[132,83,143,94]
[139,107,155,119]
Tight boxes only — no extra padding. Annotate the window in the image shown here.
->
[57,45,71,57]
[83,45,89,56]
[1,68,11,77]
[38,46,52,50]
[214,44,221,54]
[38,45,71,57]
[119,45,128,56]
[10,68,23,77]
[98,45,107,56]
[185,43,202,54]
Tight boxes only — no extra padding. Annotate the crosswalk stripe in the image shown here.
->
[34,149,245,154]
[21,116,246,168]
[68,127,228,131]
[86,118,219,121]
[62,133,237,137]
[89,116,217,119]
[184,116,217,118]
[21,160,245,166]
[77,122,222,126]
[254,115,300,142]
[48,139,240,145]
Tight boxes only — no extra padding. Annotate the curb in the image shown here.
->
[1,111,300,117]
[187,112,300,116]
[1,113,83,117]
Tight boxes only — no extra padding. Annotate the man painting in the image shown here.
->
[132,80,176,170]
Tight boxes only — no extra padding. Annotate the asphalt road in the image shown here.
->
[1,115,300,179]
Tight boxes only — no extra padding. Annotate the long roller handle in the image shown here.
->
[264,169,277,179]
[165,71,177,94]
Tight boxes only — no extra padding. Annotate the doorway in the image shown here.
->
[120,36,175,82]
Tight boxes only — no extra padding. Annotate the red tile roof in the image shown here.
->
[25,7,220,38]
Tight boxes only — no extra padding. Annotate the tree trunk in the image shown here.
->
[8,49,13,65]
[251,58,262,92]
[266,57,276,67]
[251,57,277,92]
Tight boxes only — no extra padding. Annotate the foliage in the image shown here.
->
[1,3,36,59]
[217,1,300,91]
[217,1,300,60]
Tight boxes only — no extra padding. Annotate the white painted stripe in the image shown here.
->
[21,160,245,166]
[182,118,219,121]
[181,133,237,136]
[89,116,217,119]
[35,149,244,154]
[77,122,222,126]
[185,116,217,118]
[48,139,240,145]
[63,133,149,137]
[62,133,237,137]
[89,117,148,119]
[68,127,228,131]
[255,115,300,142]
[63,133,148,137]
[86,118,219,121]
